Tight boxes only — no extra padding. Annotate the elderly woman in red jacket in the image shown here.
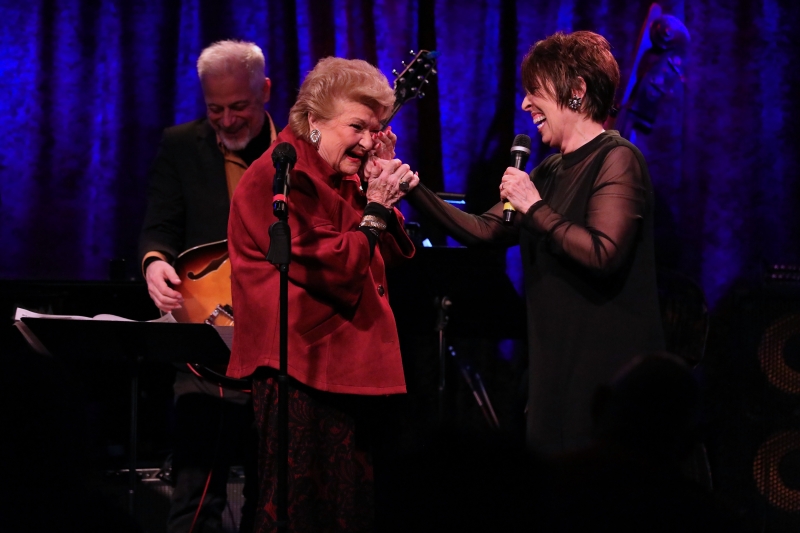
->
[227,57,419,532]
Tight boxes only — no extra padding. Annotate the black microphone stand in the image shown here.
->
[434,296,451,426]
[435,296,500,430]
[266,201,291,533]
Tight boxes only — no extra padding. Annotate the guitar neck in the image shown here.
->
[381,49,439,130]
[381,102,404,130]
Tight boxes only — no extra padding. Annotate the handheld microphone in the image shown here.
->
[271,142,297,218]
[503,134,532,224]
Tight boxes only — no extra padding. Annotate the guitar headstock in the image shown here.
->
[383,49,439,127]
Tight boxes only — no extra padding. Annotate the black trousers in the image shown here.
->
[168,371,257,533]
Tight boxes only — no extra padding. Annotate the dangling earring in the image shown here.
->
[568,95,582,112]
[309,129,321,149]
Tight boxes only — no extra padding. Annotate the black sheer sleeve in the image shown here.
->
[521,146,648,274]
[405,182,519,248]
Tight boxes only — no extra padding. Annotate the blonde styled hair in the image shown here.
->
[197,40,265,93]
[288,57,395,139]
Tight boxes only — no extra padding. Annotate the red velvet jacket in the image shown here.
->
[227,128,414,395]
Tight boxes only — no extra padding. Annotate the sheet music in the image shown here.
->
[13,307,177,355]
[13,307,177,323]
[13,319,51,356]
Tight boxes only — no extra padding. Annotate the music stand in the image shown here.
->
[19,318,232,514]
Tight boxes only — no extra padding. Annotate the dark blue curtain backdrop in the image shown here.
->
[1,0,798,306]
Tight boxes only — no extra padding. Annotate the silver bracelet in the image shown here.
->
[359,215,387,232]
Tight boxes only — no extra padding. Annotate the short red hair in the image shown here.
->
[521,31,620,122]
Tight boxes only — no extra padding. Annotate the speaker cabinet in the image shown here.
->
[705,283,800,531]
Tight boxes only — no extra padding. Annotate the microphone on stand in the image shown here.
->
[272,143,297,218]
[503,134,532,225]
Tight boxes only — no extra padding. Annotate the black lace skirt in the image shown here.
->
[251,371,378,533]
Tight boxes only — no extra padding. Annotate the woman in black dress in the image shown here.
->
[408,30,665,453]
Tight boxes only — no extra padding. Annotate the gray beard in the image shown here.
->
[219,132,251,151]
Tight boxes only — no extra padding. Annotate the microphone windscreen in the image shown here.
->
[272,142,298,165]
[511,134,532,154]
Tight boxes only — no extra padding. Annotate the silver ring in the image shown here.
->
[399,181,409,192]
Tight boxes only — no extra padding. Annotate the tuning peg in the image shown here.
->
[410,87,418,92]
[409,50,415,55]
[401,61,407,67]
[408,68,415,74]
[418,92,426,99]
[392,69,399,76]
[431,68,437,75]
[424,79,430,84]
[417,75,424,81]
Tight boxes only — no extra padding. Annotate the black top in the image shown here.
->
[138,117,274,264]
[408,131,665,453]
[237,119,273,166]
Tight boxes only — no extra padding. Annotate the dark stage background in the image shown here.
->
[2,0,800,531]
[1,0,798,305]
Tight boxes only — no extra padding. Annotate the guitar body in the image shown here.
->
[172,239,234,326]
[171,239,244,389]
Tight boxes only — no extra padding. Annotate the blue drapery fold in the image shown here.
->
[1,0,798,306]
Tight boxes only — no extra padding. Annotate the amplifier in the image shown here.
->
[100,467,246,533]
